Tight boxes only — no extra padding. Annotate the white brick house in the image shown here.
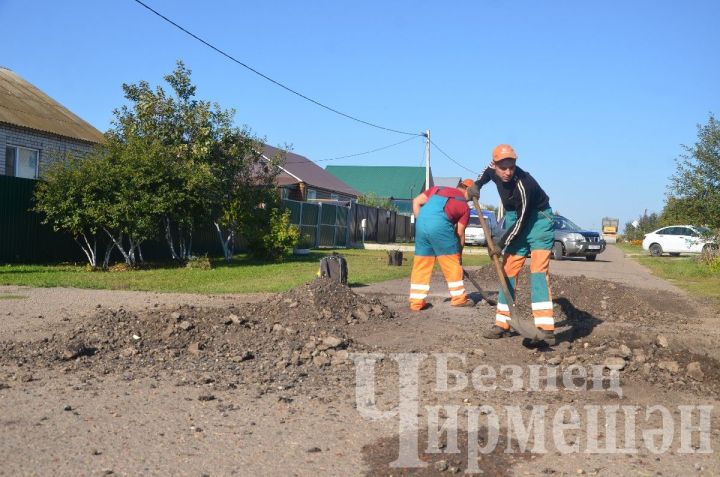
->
[0,67,104,179]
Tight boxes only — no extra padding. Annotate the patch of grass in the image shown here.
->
[0,294,27,300]
[0,249,491,294]
[615,242,644,256]
[617,243,720,303]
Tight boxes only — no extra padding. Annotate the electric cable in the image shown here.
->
[282,135,421,164]
[429,139,478,176]
[132,0,423,137]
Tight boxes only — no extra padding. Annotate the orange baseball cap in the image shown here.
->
[492,144,518,162]
[461,178,475,188]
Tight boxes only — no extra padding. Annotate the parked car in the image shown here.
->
[464,210,499,246]
[641,225,716,257]
[551,215,606,261]
[492,214,606,261]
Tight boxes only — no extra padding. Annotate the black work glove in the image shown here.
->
[466,183,480,201]
[487,247,502,259]
[488,236,506,259]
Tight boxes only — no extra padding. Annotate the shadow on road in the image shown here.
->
[553,297,603,344]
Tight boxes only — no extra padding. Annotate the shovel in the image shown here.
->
[462,269,489,303]
[472,198,543,341]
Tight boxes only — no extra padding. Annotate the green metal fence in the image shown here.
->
[319,202,348,247]
[282,199,349,248]
[0,175,82,263]
[1,181,353,263]
[0,175,220,264]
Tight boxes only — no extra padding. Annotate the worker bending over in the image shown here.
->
[467,144,556,345]
[409,179,476,311]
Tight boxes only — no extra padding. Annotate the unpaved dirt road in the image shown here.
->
[1,245,719,476]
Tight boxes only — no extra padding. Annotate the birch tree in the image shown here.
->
[34,154,111,268]
[111,61,229,260]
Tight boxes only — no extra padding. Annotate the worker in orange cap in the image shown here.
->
[466,145,556,345]
[408,179,475,311]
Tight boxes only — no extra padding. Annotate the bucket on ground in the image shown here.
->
[319,253,348,284]
[387,250,403,266]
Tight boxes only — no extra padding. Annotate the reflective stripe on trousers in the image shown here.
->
[409,254,467,310]
[495,250,554,331]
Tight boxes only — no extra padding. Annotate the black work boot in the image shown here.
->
[483,325,510,339]
[537,329,556,346]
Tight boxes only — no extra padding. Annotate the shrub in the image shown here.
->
[694,240,720,271]
[706,258,720,274]
[248,208,300,261]
[186,255,213,270]
[297,231,315,249]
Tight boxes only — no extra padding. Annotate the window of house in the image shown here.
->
[306,189,317,200]
[280,188,289,199]
[330,193,339,201]
[5,146,39,179]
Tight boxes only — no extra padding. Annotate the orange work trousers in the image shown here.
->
[495,250,554,331]
[409,253,468,311]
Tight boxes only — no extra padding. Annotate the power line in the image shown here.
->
[282,135,421,164]
[429,139,478,176]
[132,0,422,137]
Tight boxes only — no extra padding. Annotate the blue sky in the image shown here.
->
[2,0,718,231]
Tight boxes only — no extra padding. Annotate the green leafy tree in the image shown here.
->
[111,61,231,260]
[357,192,399,212]
[96,135,181,266]
[246,207,300,261]
[622,211,660,241]
[34,153,112,268]
[209,132,282,261]
[664,113,720,229]
[36,61,290,265]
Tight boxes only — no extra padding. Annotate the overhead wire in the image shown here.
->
[429,139,479,176]
[131,0,423,137]
[282,135,421,164]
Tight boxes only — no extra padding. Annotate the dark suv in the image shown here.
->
[551,215,606,261]
[493,214,606,261]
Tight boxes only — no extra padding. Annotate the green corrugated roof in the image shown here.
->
[325,166,431,199]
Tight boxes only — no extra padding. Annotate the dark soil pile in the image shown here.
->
[466,266,696,327]
[0,278,394,395]
[540,332,720,399]
[362,428,530,476]
[467,265,719,397]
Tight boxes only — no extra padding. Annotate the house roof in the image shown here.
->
[434,176,462,188]
[0,67,104,144]
[325,165,432,199]
[262,145,360,198]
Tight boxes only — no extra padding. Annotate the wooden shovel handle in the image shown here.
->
[472,198,515,313]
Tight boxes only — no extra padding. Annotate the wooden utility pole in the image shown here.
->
[424,129,430,191]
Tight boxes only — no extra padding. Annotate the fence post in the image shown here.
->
[346,202,352,247]
[315,202,322,248]
[298,201,304,236]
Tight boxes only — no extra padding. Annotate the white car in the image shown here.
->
[642,225,716,257]
[464,210,498,246]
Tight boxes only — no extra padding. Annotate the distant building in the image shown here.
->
[0,67,103,179]
[325,165,432,214]
[262,145,359,202]
[433,176,462,188]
